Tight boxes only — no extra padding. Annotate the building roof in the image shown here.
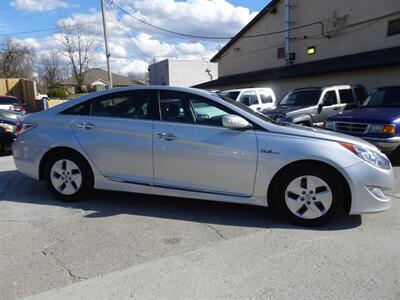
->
[211,0,281,62]
[60,68,142,86]
[195,46,400,89]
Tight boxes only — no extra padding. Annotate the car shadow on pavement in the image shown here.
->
[0,170,362,231]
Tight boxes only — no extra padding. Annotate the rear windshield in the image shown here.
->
[363,87,400,107]
[0,97,21,105]
[279,90,322,106]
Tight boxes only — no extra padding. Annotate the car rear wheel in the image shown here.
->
[272,163,344,226]
[44,151,94,201]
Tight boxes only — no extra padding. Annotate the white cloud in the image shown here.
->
[15,0,258,76]
[10,0,69,12]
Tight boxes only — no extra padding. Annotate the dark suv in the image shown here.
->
[325,85,400,161]
[263,85,367,126]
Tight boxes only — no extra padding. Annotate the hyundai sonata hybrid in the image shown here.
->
[12,86,394,226]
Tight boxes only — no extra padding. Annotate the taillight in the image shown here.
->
[15,122,37,136]
[13,104,26,113]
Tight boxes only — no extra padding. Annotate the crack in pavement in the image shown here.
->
[41,248,87,282]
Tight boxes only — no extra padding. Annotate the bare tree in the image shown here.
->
[0,38,34,79]
[57,23,98,92]
[37,50,63,89]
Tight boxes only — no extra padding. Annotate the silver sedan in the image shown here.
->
[12,86,394,226]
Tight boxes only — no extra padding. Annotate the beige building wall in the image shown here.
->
[217,0,400,77]
[217,65,400,100]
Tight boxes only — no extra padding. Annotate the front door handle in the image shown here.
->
[333,107,340,111]
[76,122,95,130]
[156,133,177,141]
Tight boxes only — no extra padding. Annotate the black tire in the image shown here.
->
[271,163,344,227]
[389,147,400,167]
[44,150,94,202]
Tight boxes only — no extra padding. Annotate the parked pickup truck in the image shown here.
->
[325,86,400,160]
[263,85,367,126]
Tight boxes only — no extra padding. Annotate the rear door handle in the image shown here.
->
[76,122,95,130]
[156,133,177,141]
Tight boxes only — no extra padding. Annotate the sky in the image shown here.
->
[0,0,269,77]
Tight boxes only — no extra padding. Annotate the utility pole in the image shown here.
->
[101,0,113,88]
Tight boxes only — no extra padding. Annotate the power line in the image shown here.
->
[0,21,98,37]
[106,0,231,40]
[107,1,152,60]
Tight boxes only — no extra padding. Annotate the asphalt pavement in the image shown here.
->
[0,154,399,300]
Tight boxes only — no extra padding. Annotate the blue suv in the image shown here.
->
[325,86,400,160]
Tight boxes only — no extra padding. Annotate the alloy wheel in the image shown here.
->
[50,159,82,195]
[285,175,333,219]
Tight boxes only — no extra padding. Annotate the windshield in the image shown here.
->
[363,87,400,107]
[279,90,322,106]
[0,97,21,105]
[220,91,240,101]
[216,94,278,124]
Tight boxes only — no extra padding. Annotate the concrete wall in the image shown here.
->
[149,59,218,87]
[217,65,400,100]
[217,0,400,77]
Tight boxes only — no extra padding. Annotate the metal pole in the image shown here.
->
[101,0,113,88]
[284,0,291,64]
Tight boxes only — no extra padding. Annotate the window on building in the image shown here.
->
[388,18,400,36]
[277,47,285,59]
[338,89,355,104]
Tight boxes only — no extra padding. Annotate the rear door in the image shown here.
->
[338,88,356,110]
[153,90,258,196]
[70,90,158,184]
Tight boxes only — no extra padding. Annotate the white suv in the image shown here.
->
[220,88,276,112]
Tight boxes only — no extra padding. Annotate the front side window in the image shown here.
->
[322,91,338,105]
[159,91,231,127]
[338,89,354,104]
[279,90,322,106]
[239,91,259,106]
[363,87,400,107]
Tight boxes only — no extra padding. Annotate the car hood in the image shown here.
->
[263,105,310,115]
[328,107,400,123]
[269,122,377,150]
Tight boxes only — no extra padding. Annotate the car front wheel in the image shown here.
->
[272,163,344,226]
[44,151,94,201]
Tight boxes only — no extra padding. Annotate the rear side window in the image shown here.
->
[338,89,355,104]
[259,92,273,104]
[61,90,158,120]
[354,88,367,103]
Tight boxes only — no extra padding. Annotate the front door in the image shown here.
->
[71,90,158,184]
[153,90,258,196]
[315,90,341,123]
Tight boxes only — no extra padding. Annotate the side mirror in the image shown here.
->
[222,114,252,129]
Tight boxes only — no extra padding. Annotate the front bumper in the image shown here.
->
[343,162,394,215]
[363,136,400,152]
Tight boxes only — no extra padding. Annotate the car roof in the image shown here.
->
[0,95,18,99]
[221,88,273,93]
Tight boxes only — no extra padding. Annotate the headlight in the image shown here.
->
[325,121,334,130]
[369,124,396,134]
[340,142,391,170]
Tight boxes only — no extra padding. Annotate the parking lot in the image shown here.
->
[0,153,399,299]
